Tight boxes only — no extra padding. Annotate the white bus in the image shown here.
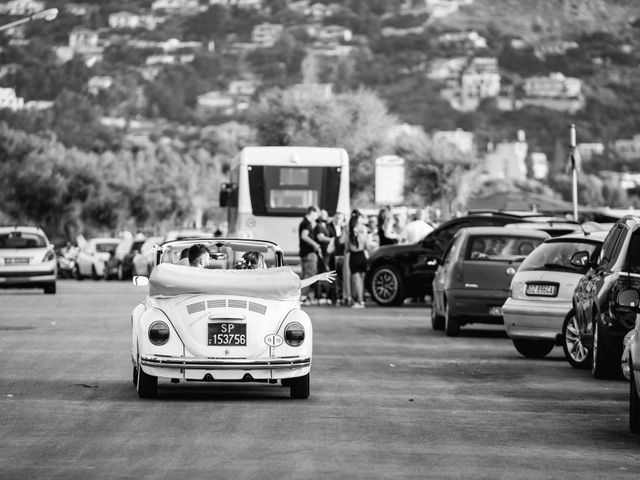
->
[220,146,350,263]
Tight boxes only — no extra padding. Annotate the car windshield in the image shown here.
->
[466,235,545,261]
[0,232,47,249]
[160,240,279,269]
[96,242,120,253]
[519,240,600,273]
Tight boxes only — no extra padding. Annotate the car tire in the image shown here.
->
[562,311,591,369]
[630,357,640,434]
[592,319,619,379]
[512,339,555,359]
[444,302,460,337]
[133,366,138,386]
[289,374,310,399]
[43,282,56,295]
[91,265,99,280]
[370,265,405,306]
[137,363,158,399]
[431,305,445,331]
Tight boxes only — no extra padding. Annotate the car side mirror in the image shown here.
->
[617,288,640,311]
[569,251,589,267]
[132,276,149,287]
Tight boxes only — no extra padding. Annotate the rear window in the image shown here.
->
[0,232,47,249]
[465,235,545,262]
[519,240,600,273]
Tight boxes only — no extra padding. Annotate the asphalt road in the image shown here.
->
[1,280,639,479]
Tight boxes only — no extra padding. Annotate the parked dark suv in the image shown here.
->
[365,211,579,306]
[572,215,640,378]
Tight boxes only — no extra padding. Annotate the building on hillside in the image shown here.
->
[437,31,487,50]
[432,129,474,155]
[196,91,236,115]
[381,25,427,37]
[612,135,640,160]
[209,0,263,8]
[306,24,353,43]
[289,83,333,101]
[518,72,584,113]
[88,76,113,95]
[69,28,99,50]
[64,3,99,17]
[109,12,164,30]
[0,63,20,79]
[534,40,579,59]
[54,28,105,65]
[228,80,258,98]
[160,38,203,52]
[0,88,24,110]
[426,57,466,86]
[576,142,604,162]
[251,23,284,47]
[301,45,356,83]
[151,0,200,14]
[530,152,549,180]
[24,100,53,110]
[458,57,500,111]
[146,53,195,65]
[0,0,45,16]
[484,132,528,181]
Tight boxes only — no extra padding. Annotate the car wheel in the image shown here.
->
[289,374,310,399]
[370,265,405,306]
[512,339,555,359]
[117,264,124,281]
[562,311,591,369]
[137,362,158,399]
[91,265,99,280]
[431,305,444,331]
[43,282,56,295]
[630,357,640,434]
[592,319,618,379]
[133,366,138,386]
[444,302,460,337]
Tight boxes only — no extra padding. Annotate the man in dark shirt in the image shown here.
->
[299,205,321,303]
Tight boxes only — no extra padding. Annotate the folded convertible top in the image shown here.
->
[149,264,301,300]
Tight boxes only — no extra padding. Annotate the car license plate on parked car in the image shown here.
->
[208,323,246,346]
[5,257,30,264]
[526,284,557,296]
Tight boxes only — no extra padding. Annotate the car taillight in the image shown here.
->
[510,281,525,300]
[284,322,305,347]
[149,321,170,346]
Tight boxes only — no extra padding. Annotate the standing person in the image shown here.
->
[314,209,332,302]
[298,205,322,304]
[401,209,434,244]
[378,207,400,246]
[347,209,369,308]
[327,211,346,304]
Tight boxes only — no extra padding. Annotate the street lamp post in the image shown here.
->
[0,8,58,33]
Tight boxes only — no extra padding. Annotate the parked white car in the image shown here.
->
[503,230,607,360]
[617,289,640,434]
[75,237,120,279]
[131,238,312,399]
[0,226,57,294]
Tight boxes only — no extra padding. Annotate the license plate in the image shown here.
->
[5,257,29,265]
[526,284,557,296]
[208,323,246,346]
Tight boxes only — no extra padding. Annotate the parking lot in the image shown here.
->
[1,280,639,479]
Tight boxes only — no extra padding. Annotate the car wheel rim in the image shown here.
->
[373,270,397,302]
[565,316,588,363]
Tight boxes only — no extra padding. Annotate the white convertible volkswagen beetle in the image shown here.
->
[131,238,312,399]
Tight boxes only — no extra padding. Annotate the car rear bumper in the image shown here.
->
[139,355,311,381]
[503,298,570,341]
[448,289,509,323]
[0,265,56,287]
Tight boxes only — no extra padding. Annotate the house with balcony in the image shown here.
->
[518,72,584,113]
[55,28,105,65]
[251,23,284,47]
[0,0,45,16]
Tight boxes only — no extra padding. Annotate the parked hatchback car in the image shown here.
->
[131,238,312,399]
[365,211,563,306]
[572,215,640,378]
[104,238,145,280]
[0,226,56,294]
[431,226,549,336]
[503,230,607,360]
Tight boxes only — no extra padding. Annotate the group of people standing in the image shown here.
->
[298,205,434,308]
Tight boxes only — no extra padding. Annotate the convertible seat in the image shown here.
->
[149,264,301,300]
